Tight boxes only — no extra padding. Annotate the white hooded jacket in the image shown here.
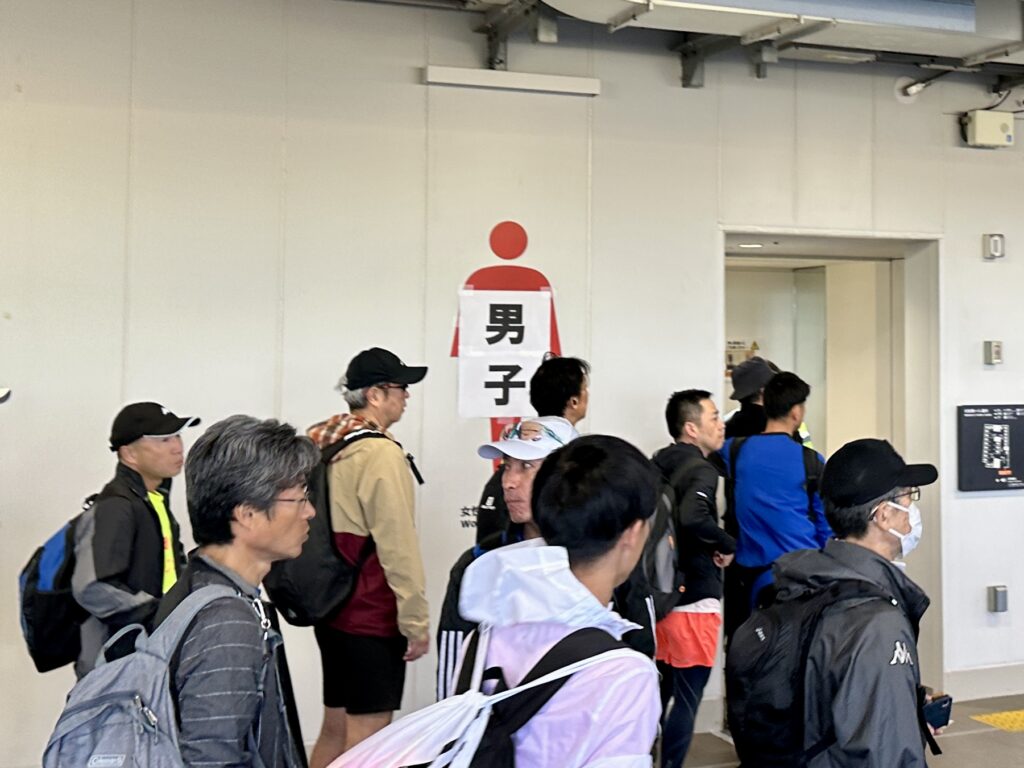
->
[458,541,661,767]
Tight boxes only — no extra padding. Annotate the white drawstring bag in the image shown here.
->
[331,627,636,768]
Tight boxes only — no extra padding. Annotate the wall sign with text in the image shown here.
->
[957,405,1024,491]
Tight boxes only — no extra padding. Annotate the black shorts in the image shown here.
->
[313,625,408,714]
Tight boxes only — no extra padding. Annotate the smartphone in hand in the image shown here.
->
[922,694,953,730]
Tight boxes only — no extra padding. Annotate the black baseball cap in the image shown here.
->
[730,356,776,401]
[344,347,428,391]
[821,438,937,507]
[110,402,201,451]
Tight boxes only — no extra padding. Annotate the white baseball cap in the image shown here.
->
[478,416,579,462]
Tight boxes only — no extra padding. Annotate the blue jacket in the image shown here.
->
[720,433,832,569]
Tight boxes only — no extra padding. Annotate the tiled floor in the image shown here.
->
[684,694,1024,767]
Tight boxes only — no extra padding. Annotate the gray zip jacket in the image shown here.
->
[774,539,931,768]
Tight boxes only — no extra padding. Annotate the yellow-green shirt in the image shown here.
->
[148,491,177,594]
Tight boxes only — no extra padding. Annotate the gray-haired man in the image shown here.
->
[154,415,318,767]
[308,347,430,766]
[760,439,938,765]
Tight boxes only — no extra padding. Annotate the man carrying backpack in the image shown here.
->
[156,415,317,766]
[727,438,938,767]
[71,401,200,677]
[652,390,735,768]
[307,347,430,766]
[720,372,832,638]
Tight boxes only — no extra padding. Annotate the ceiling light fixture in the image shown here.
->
[737,243,764,249]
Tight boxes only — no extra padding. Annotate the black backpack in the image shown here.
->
[264,430,388,626]
[18,495,96,672]
[725,579,889,767]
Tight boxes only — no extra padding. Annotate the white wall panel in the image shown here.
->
[718,55,798,226]
[725,268,796,372]
[794,66,874,229]
[591,29,721,455]
[940,128,1024,674]
[871,66,946,233]
[0,1,133,760]
[123,0,286,426]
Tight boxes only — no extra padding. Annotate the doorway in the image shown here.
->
[722,229,944,687]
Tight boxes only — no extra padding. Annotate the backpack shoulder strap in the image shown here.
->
[321,429,388,462]
[728,437,748,480]
[147,584,251,661]
[664,454,707,498]
[481,629,626,741]
[801,446,824,522]
[322,430,425,486]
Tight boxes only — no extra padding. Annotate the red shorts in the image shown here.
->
[656,609,722,668]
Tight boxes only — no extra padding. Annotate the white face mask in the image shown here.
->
[885,500,922,559]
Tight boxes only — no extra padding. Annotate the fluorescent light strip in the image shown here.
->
[423,66,600,97]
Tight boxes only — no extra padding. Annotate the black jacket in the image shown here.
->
[652,443,736,606]
[475,466,509,544]
[436,524,524,699]
[72,463,186,676]
[725,401,767,439]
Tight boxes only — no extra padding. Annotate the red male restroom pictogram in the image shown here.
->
[452,221,562,458]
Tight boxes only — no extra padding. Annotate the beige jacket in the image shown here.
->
[328,434,429,640]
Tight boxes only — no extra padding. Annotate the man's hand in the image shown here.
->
[713,552,734,568]
[404,635,430,662]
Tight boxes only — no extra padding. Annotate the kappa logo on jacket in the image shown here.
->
[889,640,914,666]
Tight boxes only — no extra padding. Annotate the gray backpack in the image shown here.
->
[44,585,266,767]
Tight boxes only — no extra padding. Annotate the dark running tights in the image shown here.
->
[658,662,712,768]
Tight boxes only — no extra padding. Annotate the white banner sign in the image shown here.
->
[458,290,551,354]
[458,351,547,419]
[457,289,552,418]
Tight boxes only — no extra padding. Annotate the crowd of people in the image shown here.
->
[50,348,941,767]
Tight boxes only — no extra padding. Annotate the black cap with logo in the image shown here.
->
[109,402,201,451]
[821,438,937,507]
[344,348,428,391]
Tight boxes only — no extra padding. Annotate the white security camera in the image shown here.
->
[0,388,11,404]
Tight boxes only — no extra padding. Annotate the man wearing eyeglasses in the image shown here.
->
[764,439,938,766]
[435,415,578,700]
[306,347,430,766]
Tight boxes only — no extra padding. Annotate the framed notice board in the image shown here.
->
[957,405,1024,491]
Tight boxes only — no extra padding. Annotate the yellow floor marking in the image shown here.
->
[971,709,1024,732]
